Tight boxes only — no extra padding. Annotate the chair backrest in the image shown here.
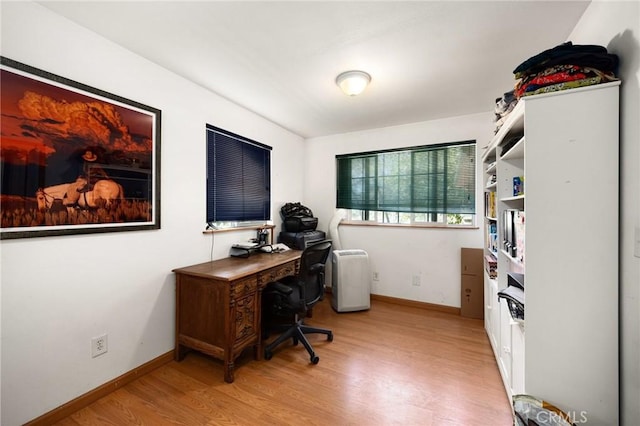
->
[297,240,332,309]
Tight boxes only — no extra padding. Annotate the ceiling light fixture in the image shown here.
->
[336,70,371,96]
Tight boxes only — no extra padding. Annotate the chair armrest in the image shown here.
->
[269,281,294,295]
[309,264,324,274]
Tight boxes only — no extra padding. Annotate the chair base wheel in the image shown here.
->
[311,355,319,364]
[265,350,273,360]
[327,332,333,342]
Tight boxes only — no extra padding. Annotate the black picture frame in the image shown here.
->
[0,57,161,239]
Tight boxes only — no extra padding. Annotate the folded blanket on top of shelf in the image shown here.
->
[493,41,620,134]
[513,41,619,99]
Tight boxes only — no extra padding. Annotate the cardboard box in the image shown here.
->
[461,248,484,319]
[461,275,484,319]
[461,248,484,275]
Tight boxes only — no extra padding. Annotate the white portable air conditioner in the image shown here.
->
[331,249,371,312]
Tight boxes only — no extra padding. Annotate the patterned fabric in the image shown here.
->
[515,65,584,97]
[521,74,615,97]
[515,65,617,99]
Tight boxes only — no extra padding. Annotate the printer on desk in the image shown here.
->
[277,202,326,249]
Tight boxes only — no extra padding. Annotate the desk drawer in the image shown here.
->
[234,293,257,343]
[232,276,258,298]
[258,262,297,285]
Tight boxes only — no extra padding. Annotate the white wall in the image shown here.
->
[305,113,493,306]
[569,2,640,424]
[0,2,305,425]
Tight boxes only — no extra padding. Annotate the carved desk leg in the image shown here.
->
[225,292,236,383]
[175,343,189,361]
[224,361,235,383]
[174,279,187,362]
[254,286,264,361]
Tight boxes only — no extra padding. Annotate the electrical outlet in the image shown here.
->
[635,227,640,258]
[91,334,108,358]
[412,275,421,286]
[372,271,379,281]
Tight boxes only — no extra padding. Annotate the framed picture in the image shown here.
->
[0,57,161,239]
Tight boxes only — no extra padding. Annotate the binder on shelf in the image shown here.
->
[503,209,514,256]
[514,210,525,265]
[502,209,525,262]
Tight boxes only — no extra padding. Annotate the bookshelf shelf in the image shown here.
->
[500,136,525,160]
[500,249,522,266]
[500,195,524,202]
[481,81,620,421]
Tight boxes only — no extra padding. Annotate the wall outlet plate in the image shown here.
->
[91,334,108,358]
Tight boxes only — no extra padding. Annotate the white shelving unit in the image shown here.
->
[481,81,620,425]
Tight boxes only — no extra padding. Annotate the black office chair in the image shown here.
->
[262,240,333,364]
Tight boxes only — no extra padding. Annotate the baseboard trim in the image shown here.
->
[371,294,461,315]
[25,350,174,425]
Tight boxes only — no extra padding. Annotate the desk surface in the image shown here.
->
[173,249,302,282]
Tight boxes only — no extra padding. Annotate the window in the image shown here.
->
[336,141,476,226]
[206,125,271,226]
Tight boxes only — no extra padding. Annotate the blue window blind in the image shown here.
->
[206,125,271,223]
[336,141,475,214]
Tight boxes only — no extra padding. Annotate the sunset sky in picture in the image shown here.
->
[1,68,154,168]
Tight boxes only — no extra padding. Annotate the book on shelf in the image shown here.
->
[485,254,497,279]
[513,176,524,197]
[490,233,498,255]
[485,222,498,254]
[484,191,497,218]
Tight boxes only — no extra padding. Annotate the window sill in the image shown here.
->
[340,221,479,230]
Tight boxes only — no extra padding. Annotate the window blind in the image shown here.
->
[336,141,475,214]
[206,125,271,223]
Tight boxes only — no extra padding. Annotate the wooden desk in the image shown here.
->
[173,250,301,383]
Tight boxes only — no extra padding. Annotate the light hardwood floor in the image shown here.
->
[54,299,513,425]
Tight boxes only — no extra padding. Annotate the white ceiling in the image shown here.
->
[40,1,590,138]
